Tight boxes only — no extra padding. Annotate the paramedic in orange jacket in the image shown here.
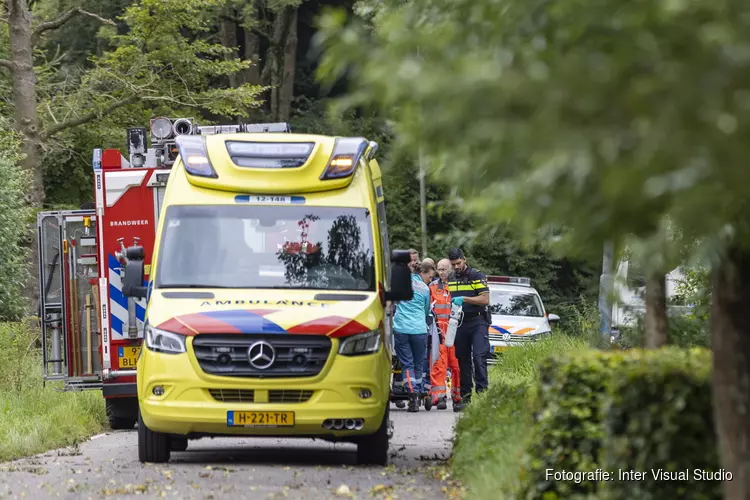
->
[429,258,461,409]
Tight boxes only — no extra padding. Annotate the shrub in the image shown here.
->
[0,320,39,392]
[516,351,617,499]
[599,348,720,500]
[516,348,718,500]
[618,313,710,349]
[451,334,588,498]
[0,126,32,321]
[0,321,107,462]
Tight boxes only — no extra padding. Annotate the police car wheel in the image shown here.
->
[138,411,170,463]
[356,406,389,466]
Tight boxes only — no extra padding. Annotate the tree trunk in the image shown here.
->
[711,243,750,499]
[644,271,669,348]
[218,16,239,88]
[261,6,296,121]
[8,0,43,316]
[242,28,262,86]
[277,8,298,121]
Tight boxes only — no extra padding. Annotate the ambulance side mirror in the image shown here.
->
[122,246,148,299]
[385,250,413,302]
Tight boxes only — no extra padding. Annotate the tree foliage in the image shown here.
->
[0,124,32,320]
[315,0,750,261]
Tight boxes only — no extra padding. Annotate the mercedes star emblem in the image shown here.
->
[247,340,276,370]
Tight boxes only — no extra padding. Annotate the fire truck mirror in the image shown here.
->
[122,259,148,299]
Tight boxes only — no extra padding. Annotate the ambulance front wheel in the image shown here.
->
[138,412,170,463]
[355,406,390,466]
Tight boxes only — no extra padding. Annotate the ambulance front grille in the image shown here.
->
[208,389,314,403]
[268,390,314,403]
[209,389,255,402]
[192,335,331,378]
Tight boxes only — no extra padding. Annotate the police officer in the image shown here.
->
[446,248,490,411]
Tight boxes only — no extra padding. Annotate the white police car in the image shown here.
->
[485,276,560,363]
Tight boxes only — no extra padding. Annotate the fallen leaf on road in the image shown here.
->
[370,484,395,497]
[334,484,352,497]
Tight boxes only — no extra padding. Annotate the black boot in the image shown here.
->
[437,397,447,410]
[407,395,420,413]
[453,398,467,412]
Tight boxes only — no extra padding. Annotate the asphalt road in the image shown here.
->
[0,406,460,500]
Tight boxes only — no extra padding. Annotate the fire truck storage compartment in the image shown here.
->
[38,210,101,386]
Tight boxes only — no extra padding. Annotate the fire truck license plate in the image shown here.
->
[227,411,295,427]
[118,346,141,368]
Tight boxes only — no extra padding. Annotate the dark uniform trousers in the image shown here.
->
[454,312,490,400]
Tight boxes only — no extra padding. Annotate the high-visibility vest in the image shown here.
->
[429,281,451,336]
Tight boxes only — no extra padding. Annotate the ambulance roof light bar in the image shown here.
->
[488,276,532,286]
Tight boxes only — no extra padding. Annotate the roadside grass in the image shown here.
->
[0,321,107,462]
[451,333,589,498]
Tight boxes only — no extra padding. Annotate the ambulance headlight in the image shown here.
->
[145,323,186,354]
[175,135,218,178]
[338,330,381,356]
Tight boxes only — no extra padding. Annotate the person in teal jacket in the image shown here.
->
[393,259,435,412]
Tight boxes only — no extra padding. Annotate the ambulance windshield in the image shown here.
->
[489,290,543,317]
[156,204,376,291]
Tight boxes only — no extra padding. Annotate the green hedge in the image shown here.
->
[517,351,617,499]
[516,347,720,500]
[599,349,720,500]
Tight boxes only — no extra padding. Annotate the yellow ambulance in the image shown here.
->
[120,122,413,465]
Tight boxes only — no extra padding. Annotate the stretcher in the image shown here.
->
[389,319,441,411]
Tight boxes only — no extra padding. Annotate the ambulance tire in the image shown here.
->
[170,436,188,452]
[356,406,389,466]
[138,412,170,463]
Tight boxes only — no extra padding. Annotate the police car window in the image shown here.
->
[489,290,543,317]
[156,204,376,291]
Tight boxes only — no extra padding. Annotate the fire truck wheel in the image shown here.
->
[106,399,136,430]
[170,437,188,452]
[138,412,170,463]
[109,416,136,430]
[355,406,389,466]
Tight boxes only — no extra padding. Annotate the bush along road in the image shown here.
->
[450,334,723,499]
[0,408,460,499]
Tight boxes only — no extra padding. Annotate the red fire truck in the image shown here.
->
[36,118,291,429]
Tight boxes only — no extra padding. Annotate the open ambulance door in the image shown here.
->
[37,209,102,391]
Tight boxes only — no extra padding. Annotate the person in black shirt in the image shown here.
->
[446,248,490,411]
